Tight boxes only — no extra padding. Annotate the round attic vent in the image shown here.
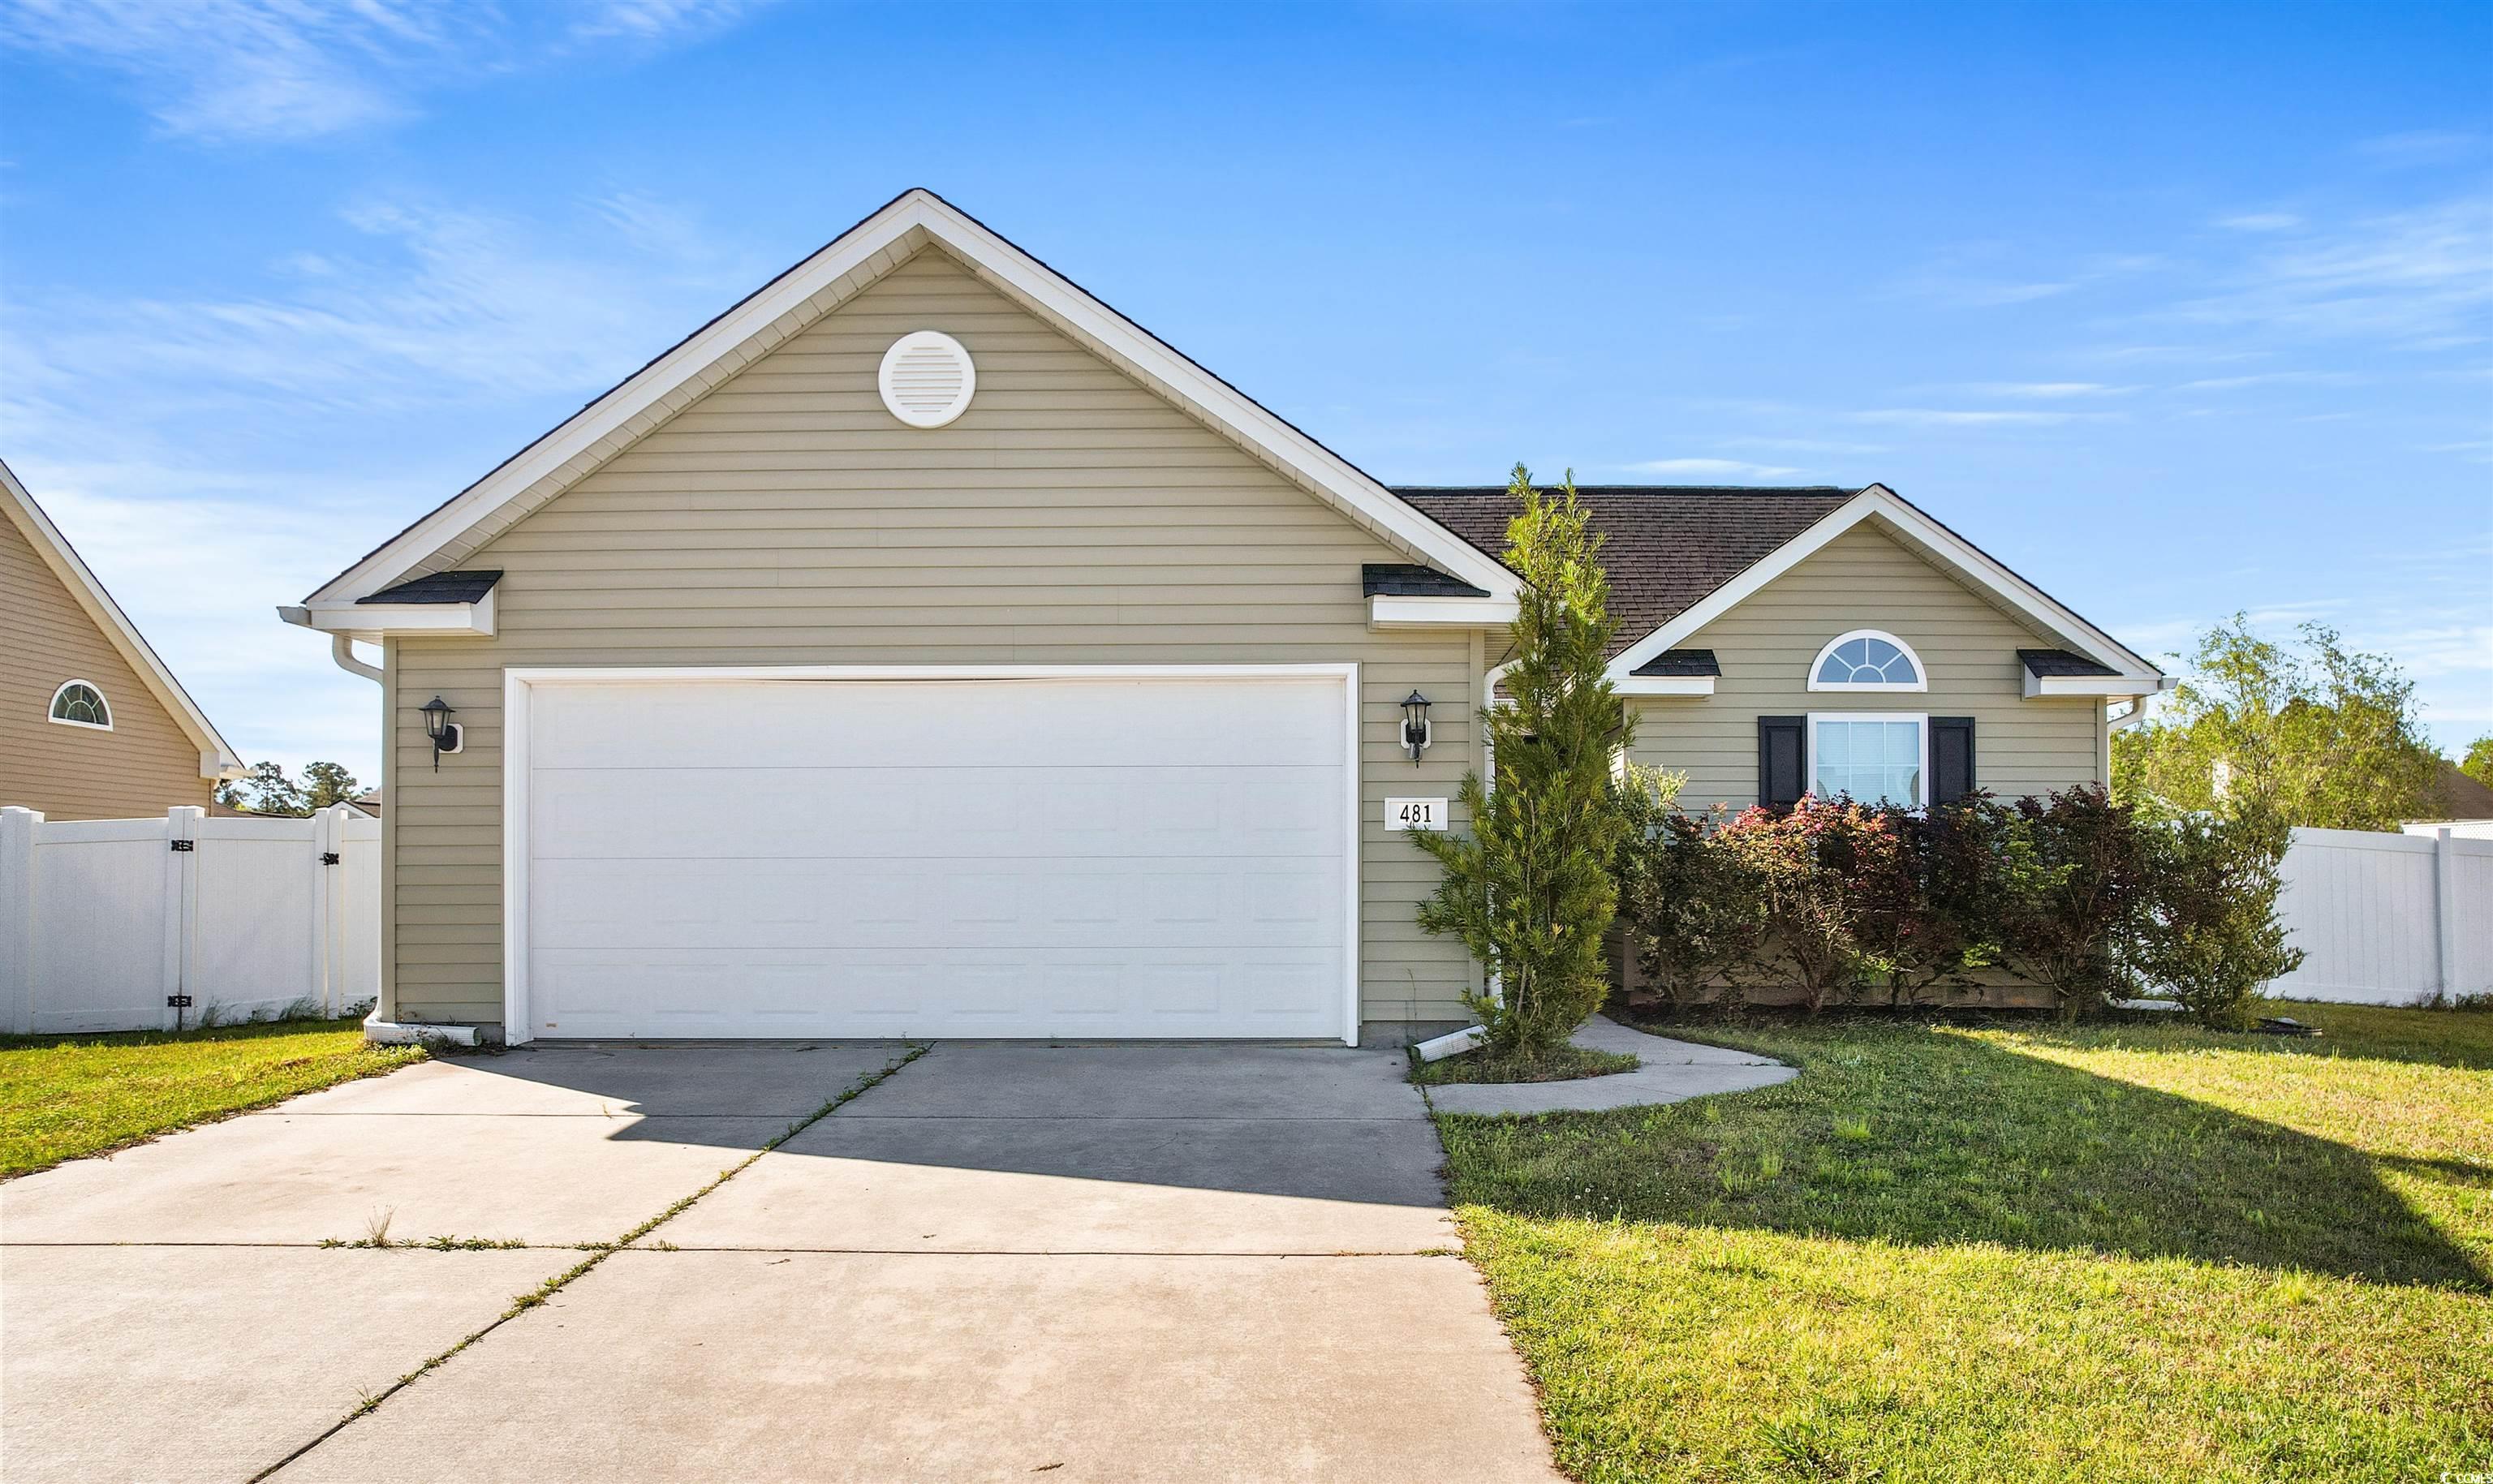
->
[877,330,975,428]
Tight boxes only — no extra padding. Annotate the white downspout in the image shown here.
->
[1478,660,1513,1014]
[329,634,383,684]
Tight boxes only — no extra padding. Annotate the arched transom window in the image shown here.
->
[1810,630,1926,691]
[49,680,112,729]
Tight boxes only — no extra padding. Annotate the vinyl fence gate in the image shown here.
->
[0,804,380,1035]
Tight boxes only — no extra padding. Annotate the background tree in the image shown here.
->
[213,760,358,816]
[2113,616,2439,832]
[301,761,361,811]
[1413,465,1631,1055]
[2462,733,2493,790]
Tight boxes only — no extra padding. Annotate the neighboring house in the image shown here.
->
[2,459,243,819]
[282,189,2168,1046]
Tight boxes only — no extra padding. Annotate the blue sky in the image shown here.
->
[2,1,2487,789]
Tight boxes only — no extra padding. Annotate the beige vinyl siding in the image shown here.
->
[0,510,211,820]
[387,247,1481,1030]
[1627,521,2105,810]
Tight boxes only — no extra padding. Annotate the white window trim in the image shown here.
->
[47,678,112,731]
[1808,629,1927,693]
[1806,711,1930,808]
[499,663,1363,1049]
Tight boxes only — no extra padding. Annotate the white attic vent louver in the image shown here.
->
[877,329,976,428]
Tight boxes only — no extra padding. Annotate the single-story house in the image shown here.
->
[282,189,2169,1046]
[3,458,243,820]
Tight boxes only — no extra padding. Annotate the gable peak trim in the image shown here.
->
[306,188,1518,604]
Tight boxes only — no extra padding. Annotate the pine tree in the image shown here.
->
[1411,465,1632,1053]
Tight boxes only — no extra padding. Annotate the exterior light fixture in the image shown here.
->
[1400,690,1432,764]
[420,695,461,769]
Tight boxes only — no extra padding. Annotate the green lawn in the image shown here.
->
[1437,1001,2493,1483]
[0,1018,427,1178]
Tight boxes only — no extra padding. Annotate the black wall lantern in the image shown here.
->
[420,695,461,770]
[1400,690,1432,764]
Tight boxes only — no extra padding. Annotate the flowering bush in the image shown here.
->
[1616,784,2297,1025]
[1712,797,1905,1013]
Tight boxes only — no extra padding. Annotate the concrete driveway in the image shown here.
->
[1,1040,1559,1483]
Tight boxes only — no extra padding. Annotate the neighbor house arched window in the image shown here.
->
[48,680,112,729]
[1809,630,1926,691]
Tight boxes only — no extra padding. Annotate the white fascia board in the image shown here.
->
[1605,485,2166,686]
[1,458,244,779]
[310,189,1518,605]
[294,589,495,642]
[2025,670,2177,699]
[1367,593,1520,630]
[1617,675,1716,697]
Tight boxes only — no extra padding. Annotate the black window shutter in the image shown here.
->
[1931,716,1976,805]
[1757,716,1806,808]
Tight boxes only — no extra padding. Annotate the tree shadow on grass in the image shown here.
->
[1437,1022,2490,1291]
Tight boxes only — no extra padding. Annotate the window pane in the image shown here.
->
[1818,634,1920,686]
[1814,719,1922,806]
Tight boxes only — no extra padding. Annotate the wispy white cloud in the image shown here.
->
[2168,194,2493,347]
[2174,369,2362,391]
[1622,457,1802,480]
[2349,130,2487,168]
[1957,381,2140,398]
[1718,435,1888,456]
[0,0,767,141]
[2219,213,2305,233]
[573,0,759,41]
[1893,248,2164,310]
[1847,407,2116,428]
[11,195,760,417]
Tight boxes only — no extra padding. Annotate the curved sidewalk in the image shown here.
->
[1425,1015,1795,1116]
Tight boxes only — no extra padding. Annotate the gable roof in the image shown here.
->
[1396,485,1855,658]
[1,458,243,780]
[1402,481,2167,689]
[306,188,1518,606]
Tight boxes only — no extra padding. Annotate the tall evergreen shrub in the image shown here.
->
[1413,466,1631,1053]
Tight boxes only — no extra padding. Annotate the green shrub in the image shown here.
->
[1614,776,1765,1008]
[1990,786,2155,1020]
[2130,807,2304,1029]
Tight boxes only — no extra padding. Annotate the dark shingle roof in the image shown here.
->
[1394,486,1857,656]
[1630,648,1722,677]
[358,570,502,605]
[1362,563,1489,599]
[2018,647,2119,678]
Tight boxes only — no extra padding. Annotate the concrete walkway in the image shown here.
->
[1425,1014,1796,1116]
[1,1041,1560,1484]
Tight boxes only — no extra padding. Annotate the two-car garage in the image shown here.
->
[506,668,1358,1044]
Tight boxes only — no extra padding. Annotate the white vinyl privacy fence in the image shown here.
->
[0,805,378,1034]
[2269,826,2491,1005]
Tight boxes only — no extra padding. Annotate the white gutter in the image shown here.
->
[278,606,385,685]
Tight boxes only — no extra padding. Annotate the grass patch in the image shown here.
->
[1437,1000,2493,1482]
[0,1018,426,1178]
[1411,1042,1641,1086]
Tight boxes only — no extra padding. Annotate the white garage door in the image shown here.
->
[514,672,1354,1042]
